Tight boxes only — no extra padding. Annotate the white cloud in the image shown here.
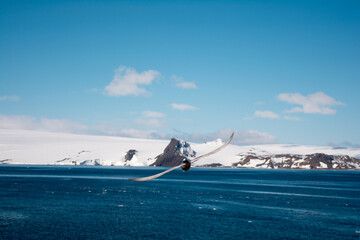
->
[39,118,88,133]
[0,95,19,101]
[328,141,360,149]
[254,110,280,119]
[134,118,167,128]
[278,92,344,115]
[283,116,302,121]
[176,82,197,89]
[0,115,88,134]
[172,75,197,89]
[0,115,276,144]
[233,130,277,145]
[142,111,165,118]
[104,66,160,96]
[187,128,277,145]
[133,111,167,128]
[171,103,197,111]
[116,128,168,139]
[0,114,168,139]
[0,115,36,129]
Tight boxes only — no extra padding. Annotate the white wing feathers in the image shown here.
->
[129,165,182,182]
[191,132,234,164]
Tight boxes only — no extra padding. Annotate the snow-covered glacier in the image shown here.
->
[1,129,360,169]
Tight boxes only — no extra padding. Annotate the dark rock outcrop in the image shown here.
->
[303,153,334,169]
[201,163,223,168]
[0,159,11,164]
[124,149,137,162]
[151,138,196,167]
[232,152,360,170]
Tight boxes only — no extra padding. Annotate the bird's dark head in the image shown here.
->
[181,159,191,171]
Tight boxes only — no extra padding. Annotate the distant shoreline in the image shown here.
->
[1,164,359,171]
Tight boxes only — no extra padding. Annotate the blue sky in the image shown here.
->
[1,0,359,146]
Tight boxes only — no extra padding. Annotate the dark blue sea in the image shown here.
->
[0,166,359,240]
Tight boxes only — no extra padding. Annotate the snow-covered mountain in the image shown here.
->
[1,129,360,170]
[151,138,196,167]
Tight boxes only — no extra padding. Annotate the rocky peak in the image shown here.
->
[151,138,196,167]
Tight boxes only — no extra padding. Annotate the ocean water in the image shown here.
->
[0,166,359,240]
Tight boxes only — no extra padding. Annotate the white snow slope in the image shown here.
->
[0,129,168,166]
[1,129,360,168]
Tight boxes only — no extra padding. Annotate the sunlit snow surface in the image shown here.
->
[0,129,168,166]
[0,166,359,240]
[1,129,360,168]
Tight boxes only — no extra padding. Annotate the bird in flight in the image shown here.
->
[129,132,234,182]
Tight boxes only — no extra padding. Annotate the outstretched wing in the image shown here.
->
[129,165,182,182]
[191,132,234,164]
[129,132,234,182]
